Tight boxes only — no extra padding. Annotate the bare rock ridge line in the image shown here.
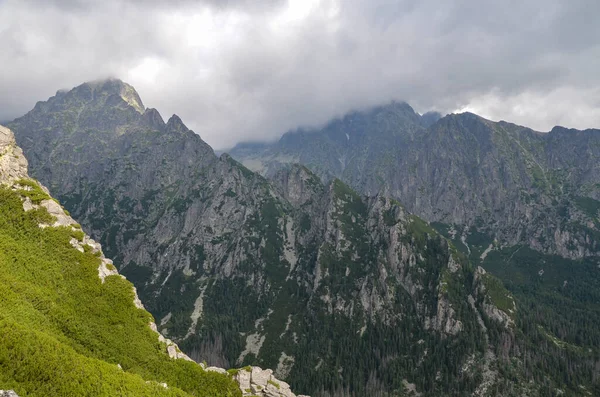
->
[0,123,308,397]
[230,106,600,260]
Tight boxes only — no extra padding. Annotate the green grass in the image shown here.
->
[0,186,241,397]
[404,215,436,248]
[481,273,515,315]
[14,178,52,204]
[226,366,251,376]
[267,379,280,389]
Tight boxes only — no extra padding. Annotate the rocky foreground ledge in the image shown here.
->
[0,391,19,397]
[207,366,309,397]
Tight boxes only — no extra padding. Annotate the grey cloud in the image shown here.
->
[23,0,286,12]
[1,0,599,149]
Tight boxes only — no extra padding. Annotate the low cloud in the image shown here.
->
[1,0,599,148]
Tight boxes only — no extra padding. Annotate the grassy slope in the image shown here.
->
[0,186,241,397]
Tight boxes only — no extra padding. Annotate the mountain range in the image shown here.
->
[5,79,600,396]
[230,102,600,259]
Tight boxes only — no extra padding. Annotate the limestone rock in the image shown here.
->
[206,366,227,375]
[233,366,308,397]
[0,125,28,182]
[39,199,77,227]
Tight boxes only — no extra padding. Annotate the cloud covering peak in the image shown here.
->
[1,0,599,148]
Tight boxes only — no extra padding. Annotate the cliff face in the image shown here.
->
[0,125,28,181]
[6,81,533,396]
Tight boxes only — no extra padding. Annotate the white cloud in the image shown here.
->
[456,87,600,132]
[128,57,167,85]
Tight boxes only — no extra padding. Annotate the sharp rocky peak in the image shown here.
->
[429,111,497,137]
[142,107,166,129]
[166,114,188,132]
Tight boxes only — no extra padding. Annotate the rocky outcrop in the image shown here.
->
[473,267,515,328]
[425,295,463,335]
[233,367,309,397]
[0,125,28,181]
[0,391,19,397]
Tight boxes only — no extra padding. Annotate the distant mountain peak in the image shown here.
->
[437,111,492,129]
[166,114,188,132]
[74,78,145,114]
[420,111,442,128]
[142,108,165,128]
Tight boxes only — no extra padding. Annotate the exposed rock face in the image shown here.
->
[473,267,515,329]
[0,391,19,397]
[0,125,28,181]
[230,107,600,260]
[233,367,309,397]
[8,81,533,396]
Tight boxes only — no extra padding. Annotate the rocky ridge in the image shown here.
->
[230,106,600,260]
[228,367,308,397]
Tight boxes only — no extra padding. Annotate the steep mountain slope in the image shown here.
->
[0,125,241,396]
[9,80,599,396]
[231,107,600,260]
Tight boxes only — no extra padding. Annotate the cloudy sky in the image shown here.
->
[1,0,599,149]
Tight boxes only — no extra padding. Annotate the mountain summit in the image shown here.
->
[72,78,145,113]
